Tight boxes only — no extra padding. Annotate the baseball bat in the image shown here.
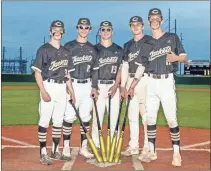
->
[93,98,107,162]
[114,96,131,163]
[69,100,102,163]
[108,99,124,162]
[106,95,111,160]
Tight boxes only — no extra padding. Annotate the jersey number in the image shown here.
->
[111,66,117,74]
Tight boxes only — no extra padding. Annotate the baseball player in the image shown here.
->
[120,16,151,159]
[129,8,187,167]
[61,18,99,159]
[91,21,123,148]
[31,20,75,165]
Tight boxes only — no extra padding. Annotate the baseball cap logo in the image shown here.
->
[152,9,159,14]
[103,22,109,26]
[55,21,62,26]
[132,17,138,22]
[81,19,87,24]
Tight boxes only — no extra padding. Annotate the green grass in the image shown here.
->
[2,89,210,128]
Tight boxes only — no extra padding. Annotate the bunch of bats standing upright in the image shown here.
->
[69,95,131,163]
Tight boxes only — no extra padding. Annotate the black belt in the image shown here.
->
[148,73,169,79]
[46,79,66,84]
[99,80,114,84]
[129,73,144,78]
[71,78,89,84]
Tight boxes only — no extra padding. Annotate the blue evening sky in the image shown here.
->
[2,1,210,72]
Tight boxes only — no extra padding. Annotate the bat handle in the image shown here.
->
[114,131,124,163]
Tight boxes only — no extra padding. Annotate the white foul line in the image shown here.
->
[181,141,210,149]
[61,147,79,170]
[2,136,35,146]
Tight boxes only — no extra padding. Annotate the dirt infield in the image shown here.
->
[2,125,210,170]
[2,85,210,92]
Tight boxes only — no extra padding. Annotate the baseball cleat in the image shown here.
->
[138,148,149,161]
[139,151,157,162]
[40,154,53,165]
[50,151,71,161]
[172,152,182,167]
[79,146,94,159]
[121,146,139,156]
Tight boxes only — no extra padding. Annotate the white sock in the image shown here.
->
[64,140,70,147]
[41,147,47,155]
[173,145,180,153]
[149,142,154,152]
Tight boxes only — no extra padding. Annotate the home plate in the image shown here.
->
[86,158,121,167]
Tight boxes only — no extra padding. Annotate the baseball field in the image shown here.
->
[2,82,210,170]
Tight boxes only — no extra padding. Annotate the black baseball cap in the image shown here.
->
[148,8,163,20]
[129,16,144,25]
[50,20,65,29]
[77,18,91,26]
[100,21,112,28]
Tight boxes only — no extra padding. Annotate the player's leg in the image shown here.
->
[91,84,106,148]
[51,83,70,161]
[121,78,139,156]
[107,86,120,140]
[78,83,94,158]
[38,82,55,165]
[137,74,149,159]
[159,74,181,166]
[139,77,160,162]
[62,83,79,159]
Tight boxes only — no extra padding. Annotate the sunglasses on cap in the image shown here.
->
[77,25,90,30]
[101,28,112,32]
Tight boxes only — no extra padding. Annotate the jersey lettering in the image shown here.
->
[128,50,140,62]
[111,65,117,74]
[72,55,93,65]
[149,46,171,61]
[49,60,68,71]
[99,56,118,67]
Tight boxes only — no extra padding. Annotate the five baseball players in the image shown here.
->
[33,8,187,167]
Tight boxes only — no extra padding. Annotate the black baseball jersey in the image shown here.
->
[96,43,123,80]
[64,40,99,88]
[32,43,75,81]
[123,35,151,73]
[146,32,186,74]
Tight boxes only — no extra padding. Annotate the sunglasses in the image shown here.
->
[78,25,90,30]
[101,28,112,32]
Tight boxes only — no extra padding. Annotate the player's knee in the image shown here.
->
[81,114,91,123]
[146,116,156,125]
[38,122,49,128]
[141,113,147,125]
[167,118,178,128]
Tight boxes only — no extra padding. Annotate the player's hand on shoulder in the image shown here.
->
[41,91,51,102]
[108,84,118,99]
[91,88,99,101]
[166,51,178,62]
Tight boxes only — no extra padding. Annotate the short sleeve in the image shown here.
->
[123,43,129,62]
[117,48,123,68]
[92,48,99,70]
[31,47,44,72]
[175,34,186,56]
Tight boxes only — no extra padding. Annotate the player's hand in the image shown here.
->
[108,84,118,98]
[70,92,76,104]
[91,88,99,101]
[127,87,134,98]
[120,87,127,99]
[166,51,179,62]
[41,91,51,102]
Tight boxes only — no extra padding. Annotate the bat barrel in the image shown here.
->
[108,131,117,162]
[113,131,124,163]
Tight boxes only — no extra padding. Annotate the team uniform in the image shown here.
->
[91,42,123,148]
[140,8,187,166]
[32,27,75,164]
[121,35,150,154]
[62,39,99,158]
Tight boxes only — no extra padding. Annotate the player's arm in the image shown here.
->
[90,48,99,99]
[167,34,187,63]
[66,54,76,103]
[31,48,51,102]
[120,43,129,98]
